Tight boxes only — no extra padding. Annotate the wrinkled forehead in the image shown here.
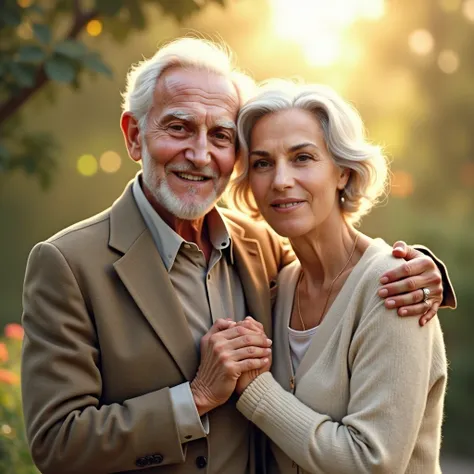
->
[153,67,240,121]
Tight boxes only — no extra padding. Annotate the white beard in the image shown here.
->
[141,143,230,220]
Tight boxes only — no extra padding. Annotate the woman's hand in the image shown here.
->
[235,317,272,395]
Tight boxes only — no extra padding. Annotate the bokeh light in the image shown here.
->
[408,29,434,55]
[438,49,460,73]
[86,20,103,37]
[439,0,462,11]
[16,22,33,40]
[460,162,474,187]
[390,170,414,197]
[272,0,385,67]
[462,0,474,21]
[77,154,98,177]
[17,0,33,7]
[99,151,122,173]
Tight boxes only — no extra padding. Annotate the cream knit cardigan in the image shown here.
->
[237,239,447,474]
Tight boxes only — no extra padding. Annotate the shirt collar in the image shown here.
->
[132,173,234,271]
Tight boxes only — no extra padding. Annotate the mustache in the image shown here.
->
[166,163,218,179]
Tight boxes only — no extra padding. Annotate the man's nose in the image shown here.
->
[272,162,293,191]
[185,133,211,168]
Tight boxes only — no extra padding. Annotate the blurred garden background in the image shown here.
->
[0,0,473,472]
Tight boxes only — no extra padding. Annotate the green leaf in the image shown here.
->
[83,53,113,78]
[9,63,37,88]
[32,23,51,45]
[44,56,76,83]
[95,0,124,16]
[54,39,87,59]
[18,45,46,63]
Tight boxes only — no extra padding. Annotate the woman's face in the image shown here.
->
[248,108,348,238]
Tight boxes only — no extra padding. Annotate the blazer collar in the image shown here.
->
[109,180,198,381]
[224,217,272,338]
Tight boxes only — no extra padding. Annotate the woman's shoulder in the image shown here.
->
[356,238,406,285]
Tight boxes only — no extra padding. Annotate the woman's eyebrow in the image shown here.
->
[288,142,319,152]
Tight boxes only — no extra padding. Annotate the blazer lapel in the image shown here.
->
[229,222,273,338]
[109,182,198,381]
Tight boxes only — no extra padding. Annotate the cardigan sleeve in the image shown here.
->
[237,299,447,474]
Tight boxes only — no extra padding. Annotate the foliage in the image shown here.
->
[0,323,38,474]
[0,0,227,189]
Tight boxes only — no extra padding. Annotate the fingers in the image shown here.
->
[235,356,270,373]
[233,345,272,361]
[419,301,440,327]
[398,297,433,317]
[236,316,265,334]
[379,256,439,293]
[391,240,408,259]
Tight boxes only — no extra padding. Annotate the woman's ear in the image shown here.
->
[120,112,142,162]
[338,167,351,189]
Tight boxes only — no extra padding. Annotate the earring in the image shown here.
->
[340,191,345,204]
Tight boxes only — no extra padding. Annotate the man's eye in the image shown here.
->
[169,124,185,132]
[214,131,231,141]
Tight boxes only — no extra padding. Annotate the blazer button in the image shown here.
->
[135,457,148,468]
[151,454,164,464]
[195,456,208,469]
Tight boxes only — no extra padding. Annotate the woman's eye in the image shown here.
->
[252,160,271,169]
[295,154,312,163]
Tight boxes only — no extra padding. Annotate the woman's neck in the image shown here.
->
[290,214,365,287]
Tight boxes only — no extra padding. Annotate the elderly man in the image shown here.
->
[21,38,454,474]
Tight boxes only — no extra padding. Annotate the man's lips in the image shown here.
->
[173,172,212,182]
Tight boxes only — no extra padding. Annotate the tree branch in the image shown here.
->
[0,8,98,126]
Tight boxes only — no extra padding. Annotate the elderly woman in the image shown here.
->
[230,82,447,473]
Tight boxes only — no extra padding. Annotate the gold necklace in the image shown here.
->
[296,232,360,331]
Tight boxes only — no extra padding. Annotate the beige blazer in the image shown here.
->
[21,181,293,474]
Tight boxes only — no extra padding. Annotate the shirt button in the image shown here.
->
[196,456,208,469]
[207,274,211,280]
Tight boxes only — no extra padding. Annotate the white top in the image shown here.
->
[288,325,319,372]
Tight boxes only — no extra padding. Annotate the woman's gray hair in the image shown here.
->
[227,80,389,225]
[121,37,255,133]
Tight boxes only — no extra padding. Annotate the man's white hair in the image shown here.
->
[121,37,255,133]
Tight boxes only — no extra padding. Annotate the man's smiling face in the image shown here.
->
[141,67,240,220]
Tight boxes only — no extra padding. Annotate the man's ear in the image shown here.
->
[120,112,142,162]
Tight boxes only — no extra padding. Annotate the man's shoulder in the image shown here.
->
[45,207,112,252]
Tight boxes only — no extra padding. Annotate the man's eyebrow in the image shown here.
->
[214,120,237,131]
[161,111,196,122]
[249,150,270,158]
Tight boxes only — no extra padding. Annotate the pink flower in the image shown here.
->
[0,369,19,385]
[4,323,24,341]
[0,343,8,363]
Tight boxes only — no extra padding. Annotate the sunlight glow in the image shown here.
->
[439,0,461,12]
[462,0,474,22]
[17,0,33,8]
[271,0,385,67]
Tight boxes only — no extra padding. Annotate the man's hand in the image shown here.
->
[190,318,272,416]
[235,317,272,395]
[378,241,443,326]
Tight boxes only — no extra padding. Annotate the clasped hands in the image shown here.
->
[190,316,271,416]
